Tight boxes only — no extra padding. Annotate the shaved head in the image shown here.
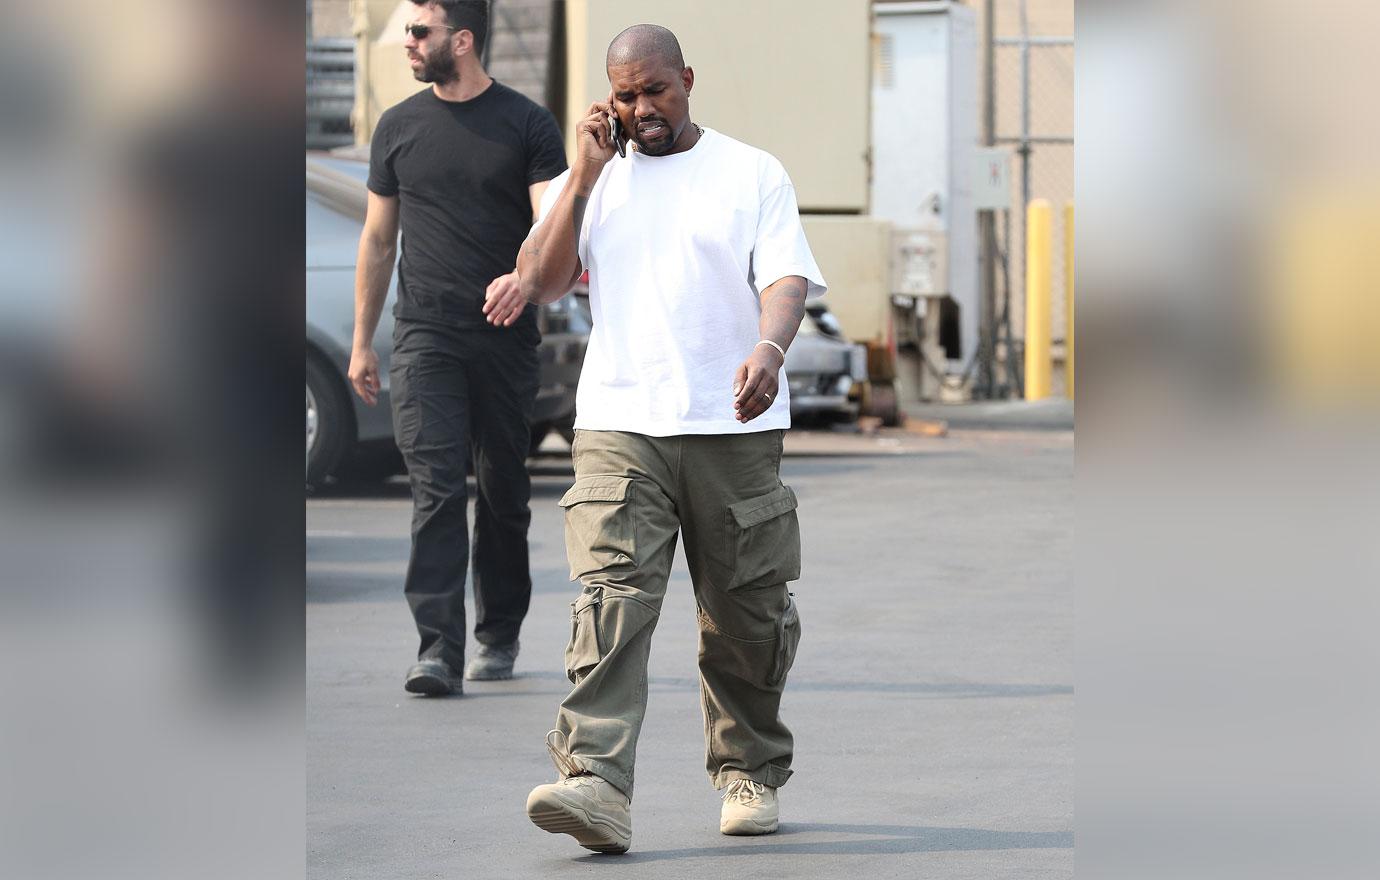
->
[604,23,698,157]
[606,23,685,70]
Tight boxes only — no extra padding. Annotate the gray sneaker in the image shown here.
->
[464,641,519,681]
[403,659,463,696]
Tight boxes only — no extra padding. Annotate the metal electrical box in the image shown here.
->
[871,1,978,363]
[891,228,948,297]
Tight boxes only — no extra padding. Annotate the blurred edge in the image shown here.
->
[1,1,305,878]
[1078,2,1380,879]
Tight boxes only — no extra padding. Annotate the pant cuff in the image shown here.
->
[572,755,635,801]
[711,763,793,790]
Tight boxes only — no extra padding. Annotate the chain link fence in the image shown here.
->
[990,0,1074,397]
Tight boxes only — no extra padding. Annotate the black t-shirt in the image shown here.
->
[367,82,567,330]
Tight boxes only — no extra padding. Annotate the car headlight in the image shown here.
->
[834,375,854,395]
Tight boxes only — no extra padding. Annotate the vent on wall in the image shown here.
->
[874,33,895,89]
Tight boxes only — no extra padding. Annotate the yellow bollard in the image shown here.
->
[1024,199,1053,400]
[1065,201,1075,400]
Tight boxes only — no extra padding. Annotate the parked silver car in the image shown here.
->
[306,153,589,487]
[785,303,868,423]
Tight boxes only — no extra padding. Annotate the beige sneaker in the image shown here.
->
[719,779,779,835]
[526,731,632,854]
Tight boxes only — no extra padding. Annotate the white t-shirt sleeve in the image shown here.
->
[533,168,568,226]
[527,168,593,268]
[526,168,590,269]
[749,167,828,300]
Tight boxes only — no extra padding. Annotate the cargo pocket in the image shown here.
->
[767,593,801,687]
[724,484,802,590]
[564,587,659,685]
[559,475,637,580]
[564,589,604,684]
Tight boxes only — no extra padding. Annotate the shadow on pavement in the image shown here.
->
[567,823,1072,863]
[503,670,1071,700]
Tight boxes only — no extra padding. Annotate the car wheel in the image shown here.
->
[307,354,351,489]
[860,380,901,427]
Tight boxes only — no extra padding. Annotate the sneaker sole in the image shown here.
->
[720,816,779,836]
[403,673,458,696]
[463,667,514,681]
[526,790,631,854]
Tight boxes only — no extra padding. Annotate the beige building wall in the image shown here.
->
[565,0,872,213]
[802,217,893,345]
[351,0,432,147]
[312,0,355,38]
[349,1,560,146]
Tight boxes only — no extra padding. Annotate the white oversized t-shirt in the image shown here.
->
[531,127,827,436]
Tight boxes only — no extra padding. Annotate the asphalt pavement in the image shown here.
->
[307,418,1073,878]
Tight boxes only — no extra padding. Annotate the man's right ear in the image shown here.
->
[454,29,474,57]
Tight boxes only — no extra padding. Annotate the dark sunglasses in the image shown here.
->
[404,22,458,40]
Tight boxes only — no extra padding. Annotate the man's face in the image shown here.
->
[608,57,694,156]
[404,4,458,84]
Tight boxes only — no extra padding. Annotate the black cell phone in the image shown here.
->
[608,109,627,158]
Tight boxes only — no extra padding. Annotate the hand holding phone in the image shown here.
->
[574,99,618,175]
[607,102,627,158]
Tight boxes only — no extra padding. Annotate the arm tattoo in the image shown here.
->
[760,276,808,350]
[571,194,588,237]
[522,190,586,300]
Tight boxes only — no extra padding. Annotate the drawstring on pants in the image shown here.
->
[545,729,584,779]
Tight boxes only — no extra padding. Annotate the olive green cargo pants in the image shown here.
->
[551,429,802,799]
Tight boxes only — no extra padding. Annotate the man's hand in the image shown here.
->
[348,347,381,406]
[482,271,527,327]
[573,94,618,180]
[732,344,785,424]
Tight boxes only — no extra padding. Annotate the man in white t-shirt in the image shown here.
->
[517,24,826,853]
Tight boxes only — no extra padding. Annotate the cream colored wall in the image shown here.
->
[312,0,354,38]
[352,0,431,146]
[566,0,872,213]
[802,217,893,345]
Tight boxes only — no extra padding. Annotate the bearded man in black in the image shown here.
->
[350,0,567,694]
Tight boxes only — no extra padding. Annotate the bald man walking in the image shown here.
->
[517,24,825,853]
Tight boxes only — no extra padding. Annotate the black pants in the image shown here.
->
[390,318,540,669]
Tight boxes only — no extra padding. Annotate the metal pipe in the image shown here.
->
[1019,0,1031,219]
[978,0,997,398]
[1017,0,1032,388]
[983,0,995,147]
